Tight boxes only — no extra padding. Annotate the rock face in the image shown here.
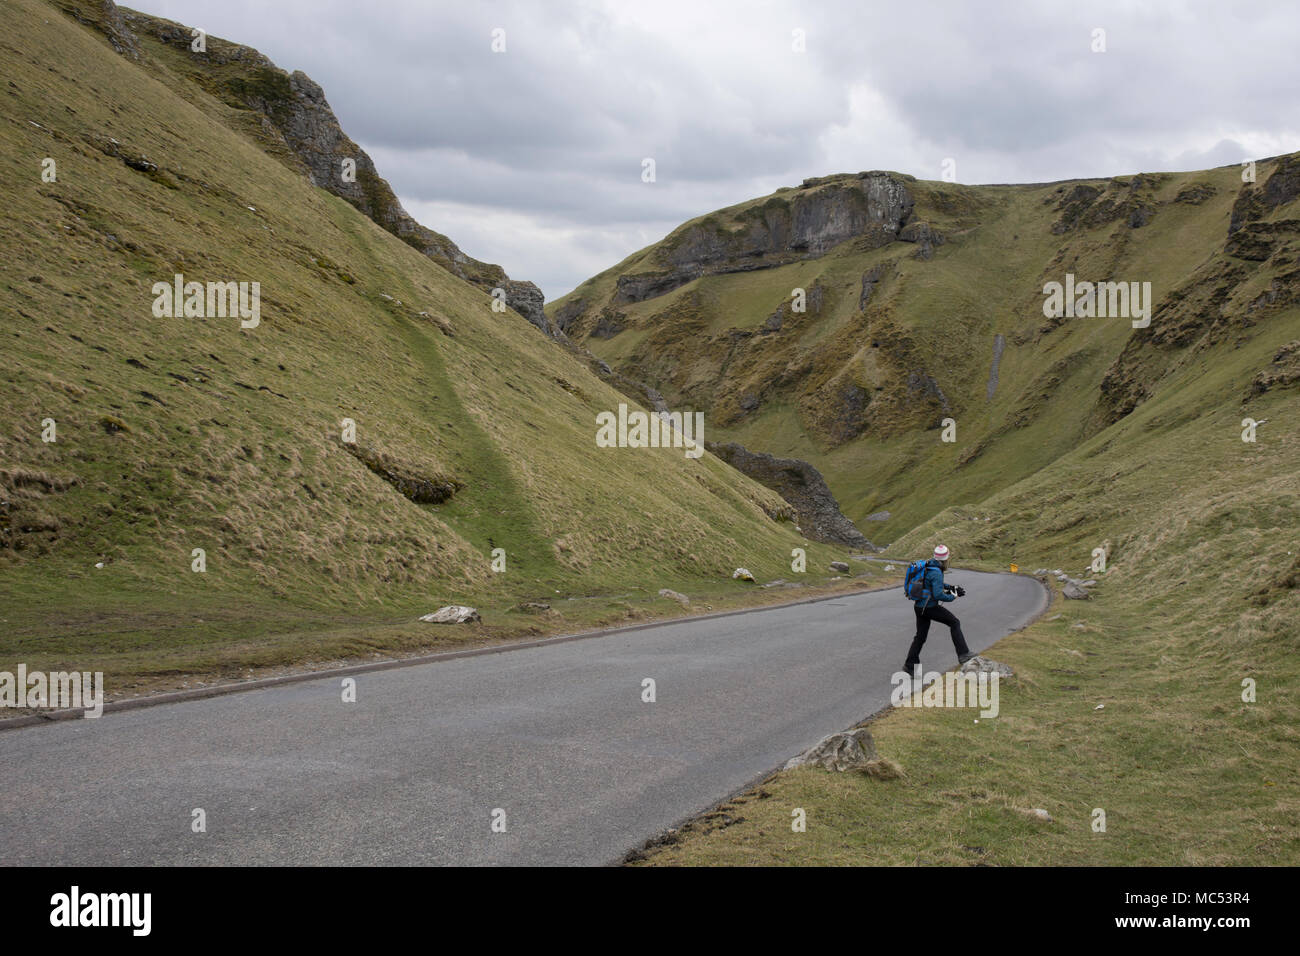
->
[102,4,550,332]
[613,172,914,304]
[54,0,140,57]
[706,442,874,550]
[785,727,878,771]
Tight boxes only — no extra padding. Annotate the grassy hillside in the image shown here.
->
[551,162,1300,542]
[0,0,860,691]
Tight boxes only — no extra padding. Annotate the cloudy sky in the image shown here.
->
[136,0,1300,299]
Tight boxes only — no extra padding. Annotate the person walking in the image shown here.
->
[903,544,973,674]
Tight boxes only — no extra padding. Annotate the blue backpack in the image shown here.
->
[903,559,933,603]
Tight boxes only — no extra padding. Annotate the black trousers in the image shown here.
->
[905,603,970,670]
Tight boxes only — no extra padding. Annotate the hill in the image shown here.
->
[0,0,854,690]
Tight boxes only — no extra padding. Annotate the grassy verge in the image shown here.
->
[635,380,1300,865]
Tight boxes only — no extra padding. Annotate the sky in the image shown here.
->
[134,0,1300,300]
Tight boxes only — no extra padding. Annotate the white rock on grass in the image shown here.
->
[419,605,481,624]
[658,588,690,606]
[733,568,755,581]
[785,727,877,772]
[959,655,1014,678]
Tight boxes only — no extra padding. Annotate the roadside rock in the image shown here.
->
[785,727,878,772]
[959,656,1014,678]
[732,568,755,582]
[1063,582,1091,600]
[829,561,851,573]
[419,605,481,624]
[658,589,690,606]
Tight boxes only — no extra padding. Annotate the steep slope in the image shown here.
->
[0,0,841,683]
[550,160,1300,540]
[95,3,553,335]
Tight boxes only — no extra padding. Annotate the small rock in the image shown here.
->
[94,562,104,569]
[516,602,550,612]
[419,605,481,624]
[959,655,1014,678]
[1034,568,1048,575]
[732,568,755,582]
[761,579,787,589]
[785,727,877,772]
[829,561,850,573]
[883,563,896,571]
[1081,579,1097,587]
[865,511,891,521]
[1063,582,1090,600]
[658,588,690,606]
[1030,808,1053,822]
[1094,703,1104,710]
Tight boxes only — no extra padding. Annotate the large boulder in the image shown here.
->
[785,727,878,771]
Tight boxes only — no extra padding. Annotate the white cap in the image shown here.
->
[934,544,950,561]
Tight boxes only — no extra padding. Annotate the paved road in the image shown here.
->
[1,571,1046,866]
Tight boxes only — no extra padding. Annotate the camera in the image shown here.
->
[943,584,966,597]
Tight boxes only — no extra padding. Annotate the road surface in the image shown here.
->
[0,571,1046,865]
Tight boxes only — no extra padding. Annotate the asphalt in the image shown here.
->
[0,570,1047,866]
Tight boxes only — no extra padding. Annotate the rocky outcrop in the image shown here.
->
[1247,340,1300,397]
[53,0,140,57]
[1230,154,1300,234]
[612,172,914,304]
[342,443,462,504]
[1049,175,1160,234]
[706,441,874,550]
[90,4,550,332]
